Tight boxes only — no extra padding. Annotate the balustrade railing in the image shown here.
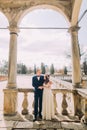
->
[53,75,87,87]
[18,88,71,116]
[18,78,75,116]
[17,77,87,124]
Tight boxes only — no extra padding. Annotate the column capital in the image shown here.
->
[68,25,80,33]
[8,25,20,35]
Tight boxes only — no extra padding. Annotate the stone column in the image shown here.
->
[3,25,19,115]
[69,26,81,88]
[7,26,19,88]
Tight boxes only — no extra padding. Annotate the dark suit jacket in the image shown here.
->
[32,75,44,91]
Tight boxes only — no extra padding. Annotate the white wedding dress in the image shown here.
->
[42,82,55,120]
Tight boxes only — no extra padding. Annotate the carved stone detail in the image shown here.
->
[0,0,73,23]
[3,88,18,115]
[69,26,80,33]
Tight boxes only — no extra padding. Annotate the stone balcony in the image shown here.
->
[0,75,87,130]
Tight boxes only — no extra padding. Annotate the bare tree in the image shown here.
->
[65,44,86,60]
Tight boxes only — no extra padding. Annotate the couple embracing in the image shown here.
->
[32,69,55,122]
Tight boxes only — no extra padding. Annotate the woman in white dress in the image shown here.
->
[42,74,55,120]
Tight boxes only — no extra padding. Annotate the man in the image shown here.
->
[32,69,44,121]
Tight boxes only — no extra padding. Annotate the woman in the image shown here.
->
[42,74,55,120]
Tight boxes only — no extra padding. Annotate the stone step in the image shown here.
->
[12,129,64,130]
[12,120,61,129]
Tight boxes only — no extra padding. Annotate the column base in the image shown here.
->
[4,112,17,116]
[62,109,68,115]
[81,115,87,125]
[7,83,17,89]
[73,82,82,88]
[3,88,18,116]
[22,109,28,115]
[75,109,83,119]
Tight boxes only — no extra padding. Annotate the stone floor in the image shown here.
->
[0,111,87,130]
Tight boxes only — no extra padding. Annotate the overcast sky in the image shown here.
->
[0,0,87,69]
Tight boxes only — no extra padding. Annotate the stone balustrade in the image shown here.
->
[52,77,87,124]
[17,77,87,124]
[18,88,34,115]
[53,75,87,86]
[18,88,71,116]
[18,77,75,117]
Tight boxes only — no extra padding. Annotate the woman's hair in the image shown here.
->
[44,75,50,84]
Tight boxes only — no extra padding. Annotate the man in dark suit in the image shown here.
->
[32,69,44,121]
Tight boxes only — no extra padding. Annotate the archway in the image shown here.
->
[18,8,70,70]
[17,4,70,26]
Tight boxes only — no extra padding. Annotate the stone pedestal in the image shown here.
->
[3,89,18,116]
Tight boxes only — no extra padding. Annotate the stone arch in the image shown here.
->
[17,4,70,27]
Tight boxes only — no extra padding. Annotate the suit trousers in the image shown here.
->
[34,89,43,118]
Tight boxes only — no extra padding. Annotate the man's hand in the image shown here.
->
[38,86,43,89]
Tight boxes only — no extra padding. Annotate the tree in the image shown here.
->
[65,44,86,59]
[17,63,22,74]
[0,60,8,74]
[83,59,87,75]
[41,62,46,74]
[17,63,27,74]
[34,64,36,74]
[64,66,67,75]
[50,64,55,74]
[28,67,33,74]
[21,64,27,74]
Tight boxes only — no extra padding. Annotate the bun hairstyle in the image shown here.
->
[44,74,50,84]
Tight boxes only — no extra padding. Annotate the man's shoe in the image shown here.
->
[33,118,37,122]
[39,114,42,119]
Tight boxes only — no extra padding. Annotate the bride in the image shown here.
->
[42,74,55,120]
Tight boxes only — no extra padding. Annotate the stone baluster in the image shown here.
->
[62,92,68,115]
[22,92,28,115]
[81,99,87,124]
[73,90,83,117]
[53,93,57,114]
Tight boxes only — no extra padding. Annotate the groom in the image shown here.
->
[32,69,44,121]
